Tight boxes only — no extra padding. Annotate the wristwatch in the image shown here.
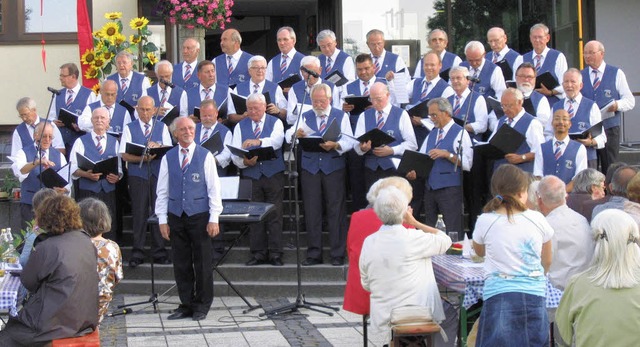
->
[449,153,454,159]
[521,154,527,161]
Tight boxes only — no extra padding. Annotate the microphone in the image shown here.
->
[107,308,132,317]
[466,76,481,83]
[47,87,61,95]
[300,66,319,78]
[159,79,175,88]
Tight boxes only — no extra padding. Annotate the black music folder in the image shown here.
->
[278,74,302,89]
[357,128,396,148]
[231,93,248,114]
[523,98,536,116]
[474,123,526,159]
[201,131,224,155]
[58,109,83,132]
[325,70,349,87]
[76,153,119,176]
[119,100,136,117]
[38,164,69,189]
[397,150,434,178]
[125,142,173,159]
[406,99,431,118]
[227,145,277,161]
[506,80,517,89]
[158,106,179,126]
[535,72,559,90]
[486,97,504,118]
[106,130,122,139]
[217,99,228,119]
[439,68,451,82]
[343,95,372,115]
[193,106,200,120]
[496,60,513,82]
[569,121,603,140]
[298,119,341,152]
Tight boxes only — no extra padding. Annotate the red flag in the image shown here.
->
[77,0,97,88]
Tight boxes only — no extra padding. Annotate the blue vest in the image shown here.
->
[16,121,44,150]
[238,115,285,179]
[236,80,279,103]
[55,87,93,116]
[320,50,350,79]
[345,78,386,131]
[20,145,63,204]
[410,78,449,104]
[528,91,545,117]
[447,91,484,141]
[146,86,185,114]
[415,51,458,78]
[493,113,535,173]
[460,61,498,98]
[88,101,130,133]
[166,145,210,217]
[186,84,228,115]
[172,62,200,91]
[487,49,519,70]
[362,106,405,170]
[126,121,166,178]
[269,51,305,82]
[581,65,621,129]
[425,124,463,190]
[195,123,230,175]
[300,108,347,175]
[374,52,399,78]
[107,72,146,105]
[552,97,598,160]
[541,139,582,184]
[78,133,118,193]
[523,49,562,105]
[214,52,253,87]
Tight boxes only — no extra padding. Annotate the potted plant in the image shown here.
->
[0,171,19,200]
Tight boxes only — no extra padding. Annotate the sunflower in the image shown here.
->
[100,22,120,39]
[104,12,122,20]
[102,51,114,61]
[130,17,149,30]
[110,33,127,46]
[146,52,159,65]
[84,66,99,79]
[91,83,101,95]
[93,58,106,69]
[129,34,141,45]
[93,30,104,39]
[80,49,97,65]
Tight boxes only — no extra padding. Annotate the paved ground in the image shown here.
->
[99,293,378,347]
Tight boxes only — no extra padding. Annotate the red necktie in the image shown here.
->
[181,148,189,173]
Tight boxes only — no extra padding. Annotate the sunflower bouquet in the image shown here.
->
[81,12,159,85]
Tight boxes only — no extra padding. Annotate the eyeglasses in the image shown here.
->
[516,74,536,80]
[250,66,267,71]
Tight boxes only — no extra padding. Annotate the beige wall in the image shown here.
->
[0,0,139,125]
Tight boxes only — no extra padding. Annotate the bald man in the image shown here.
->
[460,41,506,99]
[212,29,254,88]
[173,38,201,91]
[486,27,521,81]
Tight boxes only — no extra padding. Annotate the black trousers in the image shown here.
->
[346,151,368,211]
[364,167,399,193]
[76,188,117,239]
[168,211,213,314]
[248,172,284,260]
[424,185,463,235]
[129,175,167,260]
[598,126,620,175]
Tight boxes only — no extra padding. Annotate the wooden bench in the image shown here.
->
[51,328,100,347]
[391,322,441,347]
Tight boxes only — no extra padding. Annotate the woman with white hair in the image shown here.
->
[555,209,640,346]
[360,181,451,344]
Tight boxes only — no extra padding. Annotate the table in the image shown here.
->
[0,274,21,317]
[432,255,564,346]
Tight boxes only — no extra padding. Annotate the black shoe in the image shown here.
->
[245,257,266,266]
[331,257,345,266]
[154,257,171,265]
[270,257,284,266]
[302,257,322,266]
[192,312,207,321]
[129,258,143,268]
[167,309,192,320]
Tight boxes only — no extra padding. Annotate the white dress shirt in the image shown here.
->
[286,79,341,125]
[469,59,507,99]
[324,48,356,82]
[11,146,71,193]
[78,101,134,132]
[155,140,223,224]
[413,50,462,78]
[10,119,65,158]
[544,93,607,148]
[419,118,473,171]
[266,48,301,82]
[48,83,99,119]
[228,79,288,115]
[69,131,123,179]
[118,119,173,154]
[287,107,354,154]
[514,47,568,95]
[533,135,588,178]
[451,88,488,134]
[489,108,545,154]
[589,61,635,112]
[200,123,233,168]
[405,76,455,102]
[230,114,285,169]
[353,103,418,156]
[154,85,188,117]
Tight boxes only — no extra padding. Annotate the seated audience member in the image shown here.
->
[343,177,412,316]
[360,181,451,345]
[592,165,638,218]
[556,209,640,347]
[79,197,123,323]
[18,188,57,267]
[0,195,98,346]
[566,168,605,219]
[526,177,541,211]
[623,172,640,227]
[473,164,553,346]
[581,161,626,221]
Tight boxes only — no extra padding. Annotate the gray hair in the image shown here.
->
[464,40,485,54]
[277,26,296,40]
[34,121,53,136]
[610,166,639,197]
[78,197,112,237]
[527,179,541,211]
[229,29,242,44]
[300,55,321,69]
[366,177,413,206]
[182,37,200,49]
[449,66,469,78]
[248,55,267,69]
[503,87,524,102]
[538,175,567,207]
[366,29,384,40]
[115,51,134,63]
[310,83,332,99]
[564,68,583,83]
[530,23,550,35]
[428,29,448,41]
[572,168,605,194]
[585,40,605,54]
[247,93,266,105]
[427,97,453,116]
[32,188,57,212]
[16,97,36,111]
[169,115,196,135]
[317,29,336,43]
[588,209,640,288]
[373,186,409,225]
[154,59,173,74]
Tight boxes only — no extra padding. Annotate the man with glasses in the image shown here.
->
[317,29,356,82]
[413,29,461,79]
[266,26,305,88]
[147,60,188,119]
[486,27,521,81]
[79,80,133,134]
[107,51,151,105]
[12,97,64,157]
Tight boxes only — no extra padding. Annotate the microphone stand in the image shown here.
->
[37,89,58,188]
[261,74,337,317]
[454,79,477,237]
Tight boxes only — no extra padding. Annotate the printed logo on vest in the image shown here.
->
[191,173,201,182]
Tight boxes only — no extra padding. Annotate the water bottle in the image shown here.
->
[2,228,19,264]
[435,214,446,232]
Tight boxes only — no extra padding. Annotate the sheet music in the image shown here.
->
[57,163,71,184]
[219,176,240,200]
